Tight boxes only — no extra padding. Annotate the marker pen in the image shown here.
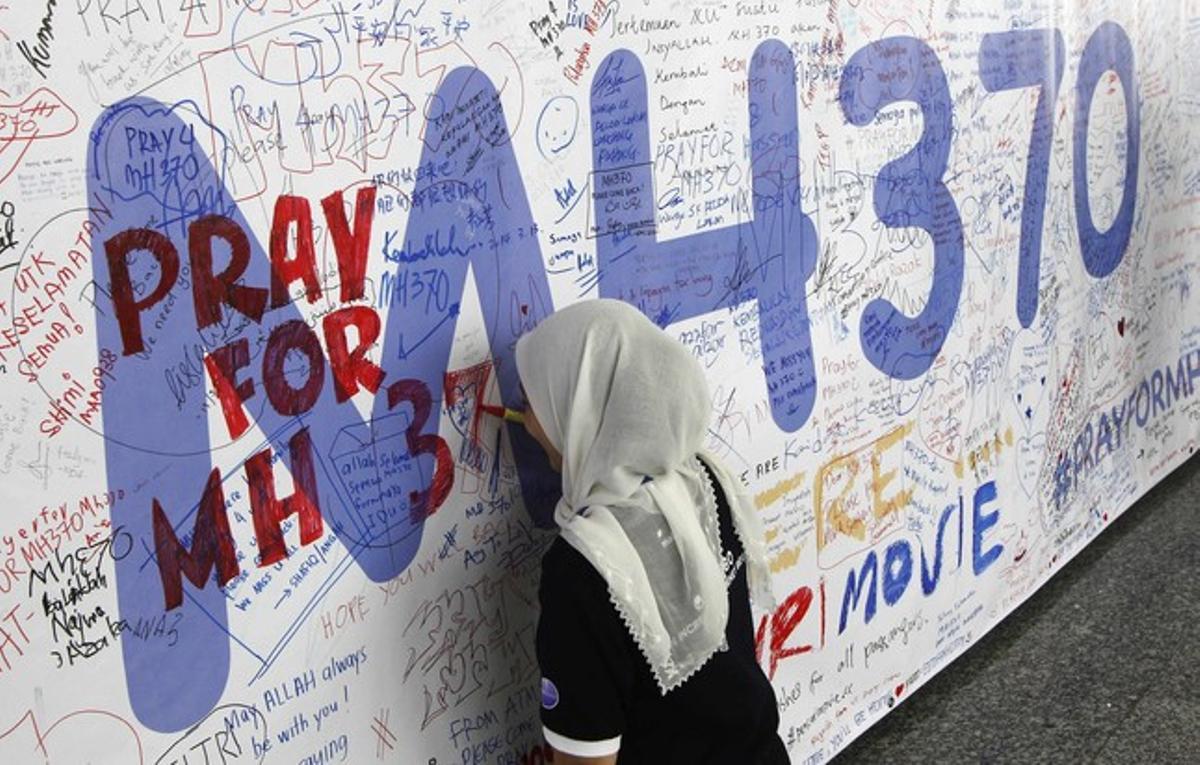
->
[480,404,525,424]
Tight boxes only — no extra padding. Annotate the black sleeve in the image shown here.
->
[536,538,635,755]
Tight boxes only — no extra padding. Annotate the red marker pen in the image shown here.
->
[480,404,525,424]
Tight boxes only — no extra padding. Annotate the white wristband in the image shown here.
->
[543,726,621,758]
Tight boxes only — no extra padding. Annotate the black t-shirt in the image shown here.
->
[536,458,788,764]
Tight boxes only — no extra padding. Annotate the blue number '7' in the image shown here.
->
[979,29,1065,328]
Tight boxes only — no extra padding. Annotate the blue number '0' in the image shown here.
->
[1074,21,1139,278]
[839,38,964,381]
[978,29,1065,328]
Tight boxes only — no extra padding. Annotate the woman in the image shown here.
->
[514,299,789,764]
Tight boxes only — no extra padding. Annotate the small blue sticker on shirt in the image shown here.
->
[541,677,559,710]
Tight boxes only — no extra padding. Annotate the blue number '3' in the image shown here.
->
[839,37,964,381]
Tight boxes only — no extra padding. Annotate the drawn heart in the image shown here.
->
[0,709,143,763]
[447,383,478,437]
[439,653,468,695]
[1007,328,1050,430]
[894,683,905,698]
[918,362,969,461]
[1016,433,1045,498]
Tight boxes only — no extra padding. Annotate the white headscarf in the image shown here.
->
[515,299,773,693]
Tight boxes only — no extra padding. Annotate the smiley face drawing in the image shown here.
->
[536,96,579,158]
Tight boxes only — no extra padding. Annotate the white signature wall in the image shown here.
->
[0,1,1197,763]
